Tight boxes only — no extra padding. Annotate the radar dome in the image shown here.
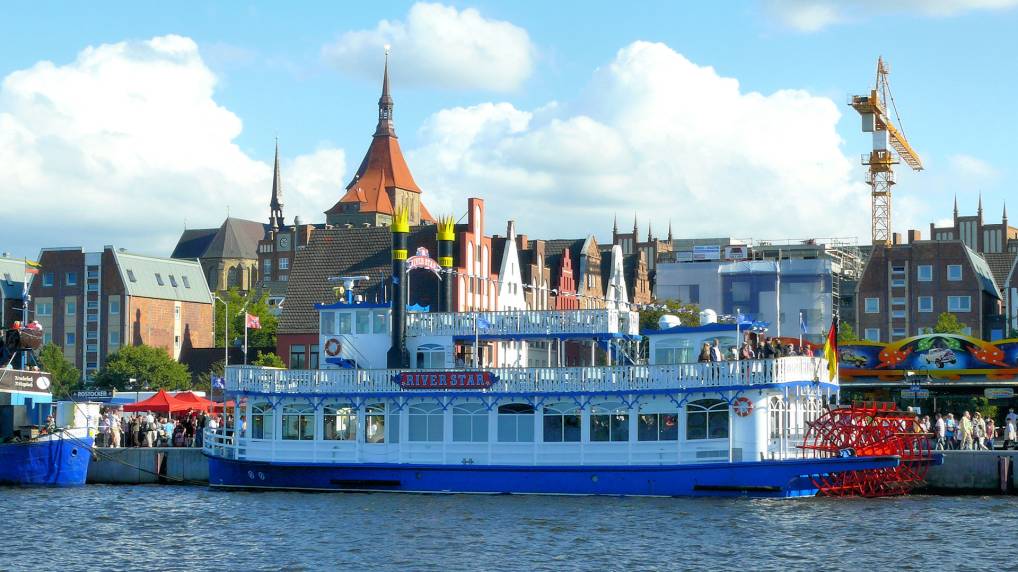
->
[658,315,682,329]
[699,309,718,325]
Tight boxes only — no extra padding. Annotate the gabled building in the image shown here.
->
[324,54,434,228]
[612,215,673,287]
[930,195,1017,254]
[544,237,604,310]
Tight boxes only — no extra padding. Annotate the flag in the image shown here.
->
[245,313,261,330]
[212,376,225,390]
[799,311,808,334]
[24,259,41,275]
[822,318,838,382]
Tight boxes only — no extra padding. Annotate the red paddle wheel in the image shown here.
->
[800,402,933,497]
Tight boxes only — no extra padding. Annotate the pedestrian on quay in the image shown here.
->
[985,417,996,450]
[162,417,175,447]
[98,412,110,447]
[1006,416,1018,450]
[934,413,946,450]
[960,411,974,450]
[945,413,957,450]
[973,412,988,451]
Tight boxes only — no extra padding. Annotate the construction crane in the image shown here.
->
[850,57,923,247]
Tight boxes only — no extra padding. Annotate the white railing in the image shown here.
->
[405,308,640,338]
[225,356,828,395]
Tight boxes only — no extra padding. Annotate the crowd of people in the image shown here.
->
[95,408,226,448]
[697,336,813,363]
[924,408,1018,450]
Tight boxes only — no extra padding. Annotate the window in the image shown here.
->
[86,344,98,353]
[87,301,98,310]
[338,312,352,334]
[917,265,933,282]
[654,339,693,365]
[453,402,489,442]
[168,275,178,287]
[281,404,315,440]
[251,403,273,439]
[542,403,581,442]
[918,296,933,313]
[891,265,906,274]
[182,276,191,289]
[279,258,289,270]
[373,310,388,334]
[892,310,906,319]
[589,402,629,442]
[864,298,880,314]
[43,272,54,287]
[948,296,971,312]
[36,302,52,316]
[109,330,120,346]
[86,330,98,341]
[947,265,962,281]
[408,403,443,442]
[355,311,370,334]
[323,404,357,441]
[86,282,98,292]
[497,403,535,442]
[43,333,52,345]
[109,298,120,314]
[66,272,77,286]
[320,311,335,335]
[918,327,934,335]
[864,328,881,342]
[415,344,445,369]
[289,346,306,369]
[637,410,679,441]
[87,314,98,323]
[309,346,319,370]
[155,273,164,286]
[769,398,785,440]
[126,270,136,283]
[892,328,907,339]
[891,297,906,306]
[65,332,76,346]
[686,399,729,440]
[891,278,906,288]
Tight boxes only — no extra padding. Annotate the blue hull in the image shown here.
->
[0,436,93,487]
[208,455,899,498]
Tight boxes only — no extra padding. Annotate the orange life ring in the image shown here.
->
[733,397,754,417]
[324,338,342,357]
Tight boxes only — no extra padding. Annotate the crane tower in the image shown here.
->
[850,58,923,247]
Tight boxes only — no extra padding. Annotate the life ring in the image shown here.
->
[733,397,754,417]
[324,338,342,357]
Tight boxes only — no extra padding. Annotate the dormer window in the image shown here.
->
[155,273,164,286]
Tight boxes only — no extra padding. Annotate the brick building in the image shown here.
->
[30,247,213,380]
[612,215,673,288]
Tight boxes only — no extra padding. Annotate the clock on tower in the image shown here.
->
[277,234,291,250]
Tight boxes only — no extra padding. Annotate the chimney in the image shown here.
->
[892,232,903,245]
[517,234,529,250]
[907,229,922,244]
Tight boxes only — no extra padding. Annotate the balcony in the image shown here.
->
[225,356,829,396]
[405,308,639,340]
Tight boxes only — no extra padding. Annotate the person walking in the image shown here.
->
[934,413,946,450]
[1006,416,1018,450]
[985,418,996,450]
[110,412,122,448]
[960,411,974,450]
[945,414,957,450]
[973,412,988,451]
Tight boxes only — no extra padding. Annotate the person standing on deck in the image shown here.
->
[710,339,723,362]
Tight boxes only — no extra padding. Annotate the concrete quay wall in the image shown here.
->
[87,447,208,484]
[920,450,1018,494]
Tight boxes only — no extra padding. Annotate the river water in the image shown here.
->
[2,486,1012,571]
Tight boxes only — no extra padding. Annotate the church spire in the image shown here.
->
[978,191,983,218]
[375,47,395,137]
[667,220,673,242]
[269,138,284,230]
[647,220,652,243]
[613,214,618,234]
[632,213,639,239]
[1004,201,1009,225]
[953,194,959,221]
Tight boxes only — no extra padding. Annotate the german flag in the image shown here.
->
[822,318,838,382]
[24,258,42,275]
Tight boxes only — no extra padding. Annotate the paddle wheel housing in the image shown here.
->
[800,402,932,497]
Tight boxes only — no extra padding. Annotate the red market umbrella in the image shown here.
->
[175,391,213,410]
[122,389,192,414]
[211,400,236,413]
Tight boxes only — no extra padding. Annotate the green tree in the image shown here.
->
[639,299,701,331]
[93,345,191,391]
[252,351,286,368]
[213,288,277,349]
[36,343,81,398]
[933,312,967,335]
[837,321,858,343]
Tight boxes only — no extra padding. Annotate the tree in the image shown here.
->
[837,321,858,344]
[933,312,967,335]
[213,288,278,349]
[36,343,81,398]
[639,299,701,332]
[252,351,286,368]
[93,345,191,391]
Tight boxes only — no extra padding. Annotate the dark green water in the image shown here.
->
[2,486,1011,571]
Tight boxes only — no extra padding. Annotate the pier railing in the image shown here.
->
[225,356,828,395]
[405,308,640,338]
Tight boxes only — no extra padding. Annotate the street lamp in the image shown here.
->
[213,295,228,368]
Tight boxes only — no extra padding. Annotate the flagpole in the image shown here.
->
[244,314,248,365]
[799,310,804,349]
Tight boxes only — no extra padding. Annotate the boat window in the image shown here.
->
[654,339,692,364]
[452,402,488,442]
[408,403,444,442]
[355,310,370,334]
[388,408,400,444]
[320,311,335,335]
[497,403,535,443]
[769,397,785,440]
[365,403,386,444]
[251,402,273,439]
[637,412,679,441]
[542,403,581,443]
[323,403,357,441]
[686,399,729,440]
[416,344,445,369]
[373,310,388,334]
[281,403,315,441]
[338,312,352,335]
[589,402,629,442]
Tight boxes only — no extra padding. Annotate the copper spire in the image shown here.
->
[375,47,395,137]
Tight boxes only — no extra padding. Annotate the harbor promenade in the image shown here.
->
[87,447,208,484]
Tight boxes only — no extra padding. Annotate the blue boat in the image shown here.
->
[0,431,93,487]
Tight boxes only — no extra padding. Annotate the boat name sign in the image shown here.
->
[395,371,497,390]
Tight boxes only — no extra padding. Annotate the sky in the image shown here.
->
[2,0,1017,258]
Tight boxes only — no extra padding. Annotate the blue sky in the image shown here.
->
[2,1,1017,257]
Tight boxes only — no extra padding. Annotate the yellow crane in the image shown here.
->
[850,57,923,247]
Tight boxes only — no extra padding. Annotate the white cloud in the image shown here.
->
[765,0,1018,31]
[948,153,998,180]
[322,2,535,92]
[409,42,870,243]
[0,35,344,256]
